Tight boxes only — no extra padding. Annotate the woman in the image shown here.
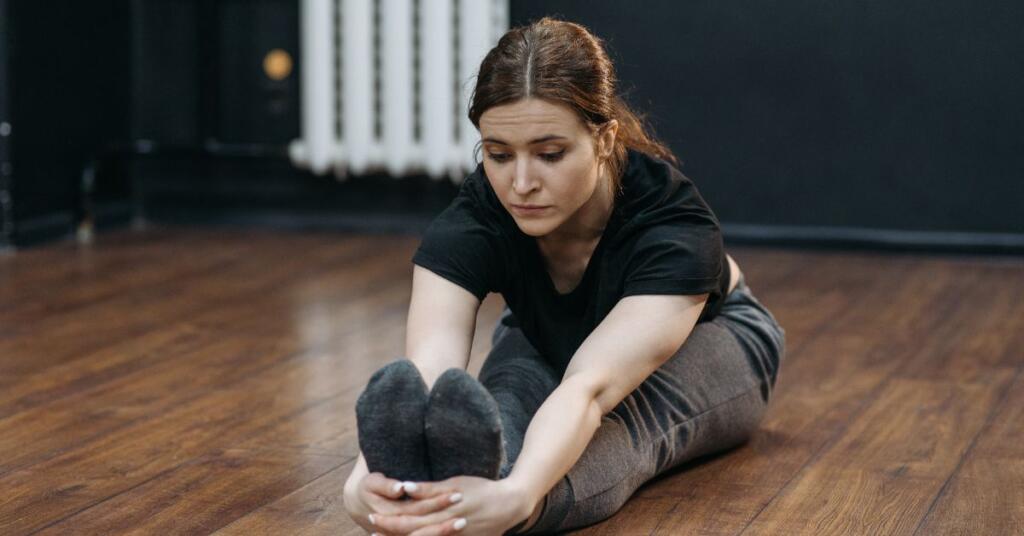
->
[343,16,785,536]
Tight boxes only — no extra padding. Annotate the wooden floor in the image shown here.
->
[1,224,1022,535]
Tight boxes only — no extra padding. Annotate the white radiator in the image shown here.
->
[289,0,508,183]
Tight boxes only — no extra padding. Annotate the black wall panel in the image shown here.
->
[0,0,12,249]
[130,0,300,145]
[5,1,1022,251]
[7,0,132,246]
[130,0,200,144]
[510,1,1024,244]
[216,0,300,143]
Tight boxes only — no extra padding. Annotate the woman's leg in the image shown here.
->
[478,306,562,480]
[522,274,786,534]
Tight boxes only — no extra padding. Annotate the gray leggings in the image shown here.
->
[478,274,786,534]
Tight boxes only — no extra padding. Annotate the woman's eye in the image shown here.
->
[487,153,510,162]
[486,151,564,163]
[541,151,565,162]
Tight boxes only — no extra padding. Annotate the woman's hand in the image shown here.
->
[369,476,534,536]
[344,471,460,534]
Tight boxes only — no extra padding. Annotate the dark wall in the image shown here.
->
[130,0,299,145]
[511,1,1024,245]
[4,0,132,246]
[3,0,309,248]
[0,0,12,248]
[122,0,458,237]
[5,1,1022,251]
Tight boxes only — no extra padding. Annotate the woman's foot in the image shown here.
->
[355,358,432,482]
[424,368,506,481]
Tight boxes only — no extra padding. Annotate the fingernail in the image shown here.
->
[368,513,376,525]
[403,481,419,492]
[453,518,467,530]
[449,492,463,503]
[391,482,404,494]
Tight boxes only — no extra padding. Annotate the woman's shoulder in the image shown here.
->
[616,148,719,233]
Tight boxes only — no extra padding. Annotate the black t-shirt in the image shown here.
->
[411,148,730,374]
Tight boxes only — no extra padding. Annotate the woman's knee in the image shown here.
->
[541,416,656,531]
[718,301,786,392]
[532,465,650,534]
[557,477,642,532]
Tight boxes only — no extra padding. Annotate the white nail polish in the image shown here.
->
[391,482,404,494]
[403,481,419,492]
[368,513,376,525]
[449,492,463,503]
[453,518,467,530]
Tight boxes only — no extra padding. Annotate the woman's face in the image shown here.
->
[479,98,615,240]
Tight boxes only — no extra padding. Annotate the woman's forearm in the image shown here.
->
[344,453,369,503]
[502,375,604,507]
[343,453,375,531]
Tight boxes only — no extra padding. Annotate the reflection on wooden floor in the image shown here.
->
[1,224,1022,535]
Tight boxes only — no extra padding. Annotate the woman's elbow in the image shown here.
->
[562,372,621,420]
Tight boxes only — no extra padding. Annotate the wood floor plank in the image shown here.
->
[0,232,383,386]
[32,448,347,536]
[739,374,1015,535]
[212,460,362,536]
[732,259,1024,534]
[895,263,1024,382]
[0,237,403,418]
[643,258,1024,532]
[0,251,426,532]
[912,368,1024,535]
[2,227,1021,534]
[0,227,262,310]
[0,260,411,478]
[0,323,397,534]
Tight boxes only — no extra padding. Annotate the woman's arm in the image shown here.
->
[405,265,483,388]
[726,253,741,294]
[504,292,709,516]
[502,373,604,525]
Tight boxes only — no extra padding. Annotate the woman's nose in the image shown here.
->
[512,161,538,194]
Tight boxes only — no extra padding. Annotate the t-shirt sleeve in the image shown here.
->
[411,192,507,301]
[621,219,724,297]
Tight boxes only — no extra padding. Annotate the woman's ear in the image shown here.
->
[597,119,619,160]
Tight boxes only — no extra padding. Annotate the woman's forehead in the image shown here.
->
[480,99,586,142]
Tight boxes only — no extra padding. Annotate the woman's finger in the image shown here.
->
[407,516,468,536]
[372,508,463,535]
[401,480,458,500]
[362,471,417,516]
[364,472,406,500]
[365,493,424,517]
[389,490,463,516]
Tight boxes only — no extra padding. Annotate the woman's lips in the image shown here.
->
[512,205,550,216]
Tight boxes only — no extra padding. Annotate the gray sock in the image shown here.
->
[355,358,432,483]
[424,368,506,481]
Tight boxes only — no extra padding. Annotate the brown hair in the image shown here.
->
[468,16,679,196]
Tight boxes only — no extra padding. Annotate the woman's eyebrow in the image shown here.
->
[482,135,568,145]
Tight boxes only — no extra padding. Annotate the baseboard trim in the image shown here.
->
[12,206,1024,256]
[722,223,1024,255]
